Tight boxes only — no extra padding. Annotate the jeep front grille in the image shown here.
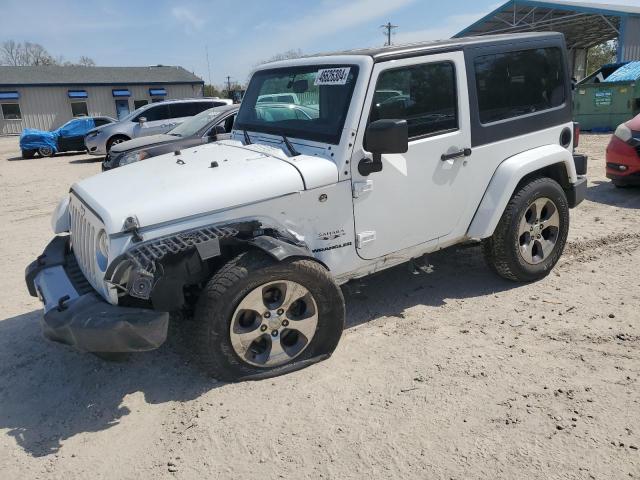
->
[69,195,104,295]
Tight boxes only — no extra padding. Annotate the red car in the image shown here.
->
[606,114,640,187]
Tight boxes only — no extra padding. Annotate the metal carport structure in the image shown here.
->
[454,1,640,80]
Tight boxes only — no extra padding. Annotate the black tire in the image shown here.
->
[192,251,345,381]
[37,146,55,157]
[483,177,569,282]
[613,181,629,189]
[21,149,36,159]
[106,135,130,152]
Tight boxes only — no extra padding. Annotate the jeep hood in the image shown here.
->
[71,141,338,234]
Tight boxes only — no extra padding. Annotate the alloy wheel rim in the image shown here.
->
[229,280,318,367]
[517,197,560,265]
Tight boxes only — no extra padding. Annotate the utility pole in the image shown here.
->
[226,76,232,94]
[205,45,212,87]
[380,22,398,46]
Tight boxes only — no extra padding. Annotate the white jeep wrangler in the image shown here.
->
[26,32,587,381]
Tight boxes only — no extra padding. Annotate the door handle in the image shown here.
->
[441,148,472,161]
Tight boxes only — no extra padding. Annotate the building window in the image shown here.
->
[71,101,89,117]
[134,99,148,110]
[1,103,22,120]
[474,47,566,124]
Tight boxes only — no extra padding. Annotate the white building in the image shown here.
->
[0,65,204,134]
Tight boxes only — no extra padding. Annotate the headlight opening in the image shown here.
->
[96,229,109,271]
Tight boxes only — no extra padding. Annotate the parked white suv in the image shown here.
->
[27,33,586,381]
[85,98,233,155]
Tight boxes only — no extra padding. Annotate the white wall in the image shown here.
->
[0,83,203,134]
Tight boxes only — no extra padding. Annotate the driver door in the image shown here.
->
[351,51,472,260]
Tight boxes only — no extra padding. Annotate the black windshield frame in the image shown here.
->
[235,64,359,145]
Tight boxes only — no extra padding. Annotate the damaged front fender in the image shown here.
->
[105,219,317,307]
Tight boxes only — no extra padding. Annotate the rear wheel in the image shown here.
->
[192,251,345,381]
[21,149,36,159]
[483,177,569,282]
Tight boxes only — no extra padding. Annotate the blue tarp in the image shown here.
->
[604,61,640,83]
[19,117,95,153]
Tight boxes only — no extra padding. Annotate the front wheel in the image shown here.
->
[192,251,345,381]
[106,135,129,152]
[38,146,54,157]
[21,149,36,159]
[483,177,569,282]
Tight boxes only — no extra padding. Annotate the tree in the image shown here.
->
[0,40,95,67]
[586,41,617,76]
[204,84,223,97]
[77,56,96,67]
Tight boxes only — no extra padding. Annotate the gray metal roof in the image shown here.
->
[455,0,640,50]
[0,65,203,87]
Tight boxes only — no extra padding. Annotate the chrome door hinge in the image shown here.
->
[352,180,373,198]
[356,231,376,248]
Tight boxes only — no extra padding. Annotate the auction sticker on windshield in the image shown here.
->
[315,68,351,86]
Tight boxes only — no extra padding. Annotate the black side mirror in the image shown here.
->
[291,79,309,93]
[209,124,226,140]
[359,119,408,176]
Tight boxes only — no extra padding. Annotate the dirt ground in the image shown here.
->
[0,134,638,480]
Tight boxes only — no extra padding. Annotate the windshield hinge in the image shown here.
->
[123,216,143,243]
[352,180,373,198]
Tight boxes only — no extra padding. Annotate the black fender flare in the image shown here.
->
[244,235,315,263]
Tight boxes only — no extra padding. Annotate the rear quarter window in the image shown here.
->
[474,47,565,124]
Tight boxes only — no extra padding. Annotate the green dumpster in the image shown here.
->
[574,61,640,131]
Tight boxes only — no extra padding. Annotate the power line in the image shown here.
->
[380,22,398,46]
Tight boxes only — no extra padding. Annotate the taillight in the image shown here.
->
[573,122,580,149]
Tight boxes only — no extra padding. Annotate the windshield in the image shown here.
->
[169,108,222,137]
[120,105,149,122]
[235,65,359,144]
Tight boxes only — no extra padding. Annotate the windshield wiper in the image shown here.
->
[281,134,300,157]
[243,130,252,145]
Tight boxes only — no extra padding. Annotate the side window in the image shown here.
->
[474,47,565,124]
[138,104,170,122]
[191,102,214,115]
[70,101,88,117]
[94,118,111,127]
[369,61,458,139]
[1,103,22,120]
[223,114,236,132]
[170,102,210,118]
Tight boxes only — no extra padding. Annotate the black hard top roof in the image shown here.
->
[318,32,564,61]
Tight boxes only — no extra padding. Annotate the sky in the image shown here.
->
[1,0,639,86]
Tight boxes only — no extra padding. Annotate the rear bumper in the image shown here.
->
[567,153,588,208]
[25,236,168,353]
[567,175,587,208]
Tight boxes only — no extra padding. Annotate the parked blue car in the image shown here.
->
[20,116,115,158]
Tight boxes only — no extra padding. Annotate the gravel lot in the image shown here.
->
[0,134,638,480]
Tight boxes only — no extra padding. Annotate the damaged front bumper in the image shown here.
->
[25,236,169,353]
